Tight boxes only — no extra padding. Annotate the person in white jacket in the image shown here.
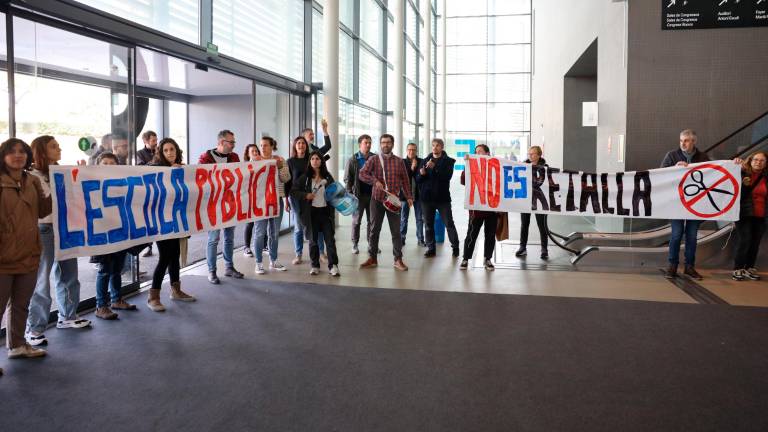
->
[252,136,291,274]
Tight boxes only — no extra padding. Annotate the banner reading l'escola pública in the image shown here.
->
[51,161,279,260]
[464,155,741,222]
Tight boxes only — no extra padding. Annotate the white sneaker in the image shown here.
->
[329,265,340,277]
[310,267,320,275]
[270,261,287,272]
[8,344,46,359]
[25,332,47,346]
[56,318,91,329]
[255,262,266,275]
[746,268,761,281]
[292,255,302,265]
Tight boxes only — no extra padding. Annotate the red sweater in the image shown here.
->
[752,174,767,218]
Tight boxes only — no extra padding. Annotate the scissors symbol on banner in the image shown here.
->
[683,169,734,211]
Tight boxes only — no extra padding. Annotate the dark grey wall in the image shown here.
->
[626,1,768,170]
[563,77,597,172]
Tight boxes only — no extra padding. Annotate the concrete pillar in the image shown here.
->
[392,0,405,155]
[421,0,432,154]
[323,0,340,177]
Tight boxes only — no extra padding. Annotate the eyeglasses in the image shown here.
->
[223,139,236,145]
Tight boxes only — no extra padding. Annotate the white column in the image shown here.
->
[421,0,432,154]
[323,0,340,177]
[439,0,447,140]
[392,0,405,155]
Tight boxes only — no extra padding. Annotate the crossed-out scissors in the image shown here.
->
[683,169,734,211]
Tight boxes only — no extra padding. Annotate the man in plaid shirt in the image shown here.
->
[359,134,414,271]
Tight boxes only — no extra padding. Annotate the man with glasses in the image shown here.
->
[199,129,244,284]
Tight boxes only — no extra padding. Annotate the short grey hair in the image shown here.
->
[218,129,234,140]
[680,129,697,139]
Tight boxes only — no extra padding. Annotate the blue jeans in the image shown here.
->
[668,219,702,266]
[207,226,235,272]
[399,199,424,245]
[95,252,126,308]
[254,200,283,263]
[290,196,323,256]
[27,224,81,332]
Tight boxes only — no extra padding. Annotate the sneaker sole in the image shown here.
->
[26,338,47,347]
[56,322,91,329]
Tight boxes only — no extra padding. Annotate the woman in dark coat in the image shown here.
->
[290,152,339,276]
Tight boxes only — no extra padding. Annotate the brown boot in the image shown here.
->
[393,259,409,271]
[95,306,118,320]
[359,257,378,268]
[147,289,166,312]
[170,282,196,302]
[111,299,137,310]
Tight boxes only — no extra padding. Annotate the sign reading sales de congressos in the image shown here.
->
[51,161,280,260]
[464,156,741,222]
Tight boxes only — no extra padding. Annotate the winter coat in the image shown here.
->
[0,171,52,274]
[290,171,336,234]
[660,148,710,168]
[415,151,456,203]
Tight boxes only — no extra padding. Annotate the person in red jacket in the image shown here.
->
[199,130,244,284]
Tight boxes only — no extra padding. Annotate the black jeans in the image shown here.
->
[422,201,460,252]
[152,239,180,290]
[734,217,766,270]
[310,206,338,269]
[463,213,498,260]
[519,213,549,251]
[351,194,372,246]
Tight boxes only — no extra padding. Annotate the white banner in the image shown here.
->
[464,156,741,221]
[51,161,279,260]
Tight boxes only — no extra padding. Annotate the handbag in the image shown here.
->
[379,154,402,213]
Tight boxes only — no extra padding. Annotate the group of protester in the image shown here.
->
[0,127,764,374]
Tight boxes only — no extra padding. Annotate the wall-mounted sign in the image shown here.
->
[662,0,768,30]
[582,102,599,127]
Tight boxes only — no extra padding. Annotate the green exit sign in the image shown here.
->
[206,42,218,56]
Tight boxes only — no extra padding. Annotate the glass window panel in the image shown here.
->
[487,74,531,102]
[446,75,487,103]
[387,16,395,63]
[488,0,532,15]
[312,8,324,82]
[404,122,417,147]
[406,43,418,82]
[446,46,487,74]
[445,0,487,17]
[361,0,383,54]
[446,103,486,131]
[340,0,354,29]
[445,17,487,46]
[487,132,529,161]
[339,32,354,99]
[406,2,418,43]
[74,0,199,44]
[488,16,531,45]
[168,101,188,163]
[406,83,417,121]
[487,103,530,131]
[136,98,163,152]
[386,65,395,113]
[0,15,7,139]
[488,44,531,73]
[360,48,383,109]
[213,0,304,81]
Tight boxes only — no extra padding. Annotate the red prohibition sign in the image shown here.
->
[678,163,739,218]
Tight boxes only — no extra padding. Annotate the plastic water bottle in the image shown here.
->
[434,210,446,243]
[324,182,359,216]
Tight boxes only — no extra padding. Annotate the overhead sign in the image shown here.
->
[463,156,742,221]
[662,0,768,30]
[50,161,279,260]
